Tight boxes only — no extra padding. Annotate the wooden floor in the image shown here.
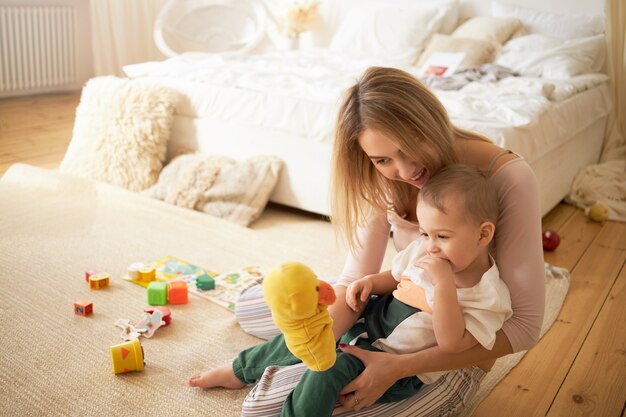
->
[1,93,625,417]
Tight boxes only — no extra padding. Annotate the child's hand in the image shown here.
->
[346,277,373,312]
[415,257,455,288]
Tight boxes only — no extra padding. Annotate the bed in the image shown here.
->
[123,0,609,217]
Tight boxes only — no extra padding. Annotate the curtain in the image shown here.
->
[601,0,626,162]
[90,0,168,76]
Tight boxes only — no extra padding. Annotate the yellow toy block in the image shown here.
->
[88,272,110,289]
[138,266,156,283]
[110,338,145,374]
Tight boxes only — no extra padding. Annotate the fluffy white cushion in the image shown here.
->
[492,1,604,39]
[60,77,178,191]
[416,34,496,70]
[144,153,283,226]
[329,3,447,64]
[451,16,521,45]
[495,34,606,79]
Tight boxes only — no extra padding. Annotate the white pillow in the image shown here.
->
[492,1,604,40]
[495,34,606,79]
[329,4,447,64]
[451,16,521,45]
[312,0,459,47]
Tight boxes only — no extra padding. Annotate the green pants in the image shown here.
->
[233,294,423,417]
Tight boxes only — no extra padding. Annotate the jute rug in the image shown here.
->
[0,164,568,417]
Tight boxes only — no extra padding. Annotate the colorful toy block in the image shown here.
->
[168,281,188,304]
[196,273,215,290]
[138,265,156,283]
[89,272,110,289]
[144,306,172,326]
[147,281,167,306]
[110,338,145,374]
[74,300,93,316]
[127,262,143,281]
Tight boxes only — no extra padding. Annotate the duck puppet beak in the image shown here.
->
[317,280,336,306]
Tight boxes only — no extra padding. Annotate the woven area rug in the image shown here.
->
[0,164,569,416]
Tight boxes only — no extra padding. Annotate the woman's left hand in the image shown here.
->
[337,344,399,410]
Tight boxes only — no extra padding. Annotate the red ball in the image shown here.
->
[542,229,561,251]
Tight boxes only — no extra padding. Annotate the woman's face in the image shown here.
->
[358,128,437,189]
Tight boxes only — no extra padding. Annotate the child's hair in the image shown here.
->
[418,164,499,226]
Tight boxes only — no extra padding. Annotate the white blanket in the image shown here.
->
[124,50,608,136]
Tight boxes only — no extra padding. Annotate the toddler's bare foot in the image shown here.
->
[188,365,245,389]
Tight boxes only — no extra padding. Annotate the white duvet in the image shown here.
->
[124,49,608,140]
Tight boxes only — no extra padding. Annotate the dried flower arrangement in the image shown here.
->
[279,0,320,39]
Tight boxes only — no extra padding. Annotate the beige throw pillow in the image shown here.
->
[60,76,178,192]
[416,34,497,70]
[144,153,283,227]
[451,16,522,45]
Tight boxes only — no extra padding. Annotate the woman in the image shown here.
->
[236,66,545,416]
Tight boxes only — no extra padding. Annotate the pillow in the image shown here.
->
[312,0,459,47]
[144,153,283,226]
[329,4,447,64]
[492,1,604,39]
[416,34,496,71]
[60,76,178,192]
[451,16,522,45]
[495,34,606,78]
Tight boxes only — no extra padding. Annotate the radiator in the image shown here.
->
[0,6,77,94]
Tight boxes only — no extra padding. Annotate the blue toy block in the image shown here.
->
[147,281,168,306]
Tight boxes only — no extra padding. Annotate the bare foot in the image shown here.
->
[188,365,245,389]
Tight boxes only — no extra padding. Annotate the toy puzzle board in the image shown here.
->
[122,256,263,312]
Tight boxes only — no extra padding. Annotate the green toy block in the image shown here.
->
[196,274,215,290]
[147,281,168,306]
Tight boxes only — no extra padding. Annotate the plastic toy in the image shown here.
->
[139,265,156,283]
[263,261,337,371]
[147,281,167,305]
[127,262,144,281]
[89,272,110,289]
[588,203,609,222]
[542,229,561,252]
[115,309,166,340]
[74,300,93,316]
[144,306,171,326]
[168,281,188,304]
[110,338,145,374]
[196,273,215,290]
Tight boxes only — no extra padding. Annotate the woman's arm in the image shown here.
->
[330,212,392,339]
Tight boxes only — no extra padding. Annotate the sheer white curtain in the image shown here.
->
[601,0,625,162]
[90,0,168,76]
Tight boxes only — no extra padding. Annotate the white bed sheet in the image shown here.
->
[124,50,610,164]
[124,50,611,216]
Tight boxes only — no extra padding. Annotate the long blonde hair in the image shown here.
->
[330,66,485,251]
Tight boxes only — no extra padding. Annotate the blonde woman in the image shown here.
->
[234,66,545,416]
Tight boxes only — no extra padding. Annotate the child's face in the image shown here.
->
[416,197,486,273]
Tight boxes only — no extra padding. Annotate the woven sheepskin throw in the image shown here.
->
[144,153,283,226]
[60,76,178,191]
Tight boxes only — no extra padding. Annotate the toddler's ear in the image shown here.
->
[478,221,495,246]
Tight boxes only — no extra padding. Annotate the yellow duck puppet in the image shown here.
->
[263,262,337,371]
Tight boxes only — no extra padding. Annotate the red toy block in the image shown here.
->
[74,300,93,316]
[85,270,98,283]
[168,281,188,304]
[144,306,172,326]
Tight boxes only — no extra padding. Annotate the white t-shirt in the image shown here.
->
[372,238,512,383]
